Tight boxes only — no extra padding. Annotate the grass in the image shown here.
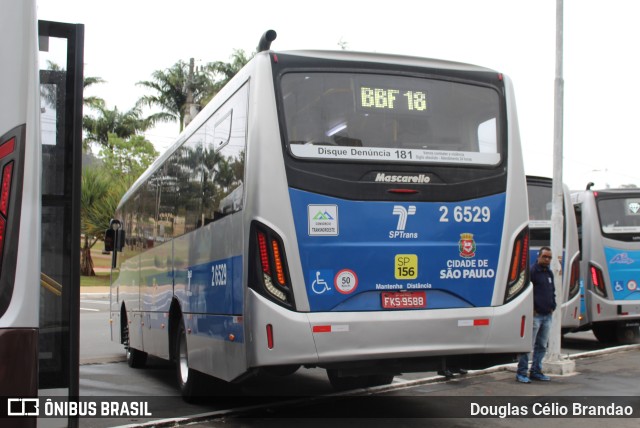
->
[80,244,112,288]
[80,272,111,287]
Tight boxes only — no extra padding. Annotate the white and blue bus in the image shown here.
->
[526,176,581,331]
[108,31,533,398]
[572,187,640,343]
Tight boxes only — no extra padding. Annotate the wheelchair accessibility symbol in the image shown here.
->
[311,271,331,294]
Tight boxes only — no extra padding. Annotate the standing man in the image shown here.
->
[516,246,557,383]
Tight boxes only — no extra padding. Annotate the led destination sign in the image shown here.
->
[359,86,428,114]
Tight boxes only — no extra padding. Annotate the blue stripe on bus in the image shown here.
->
[173,255,244,315]
[289,188,506,311]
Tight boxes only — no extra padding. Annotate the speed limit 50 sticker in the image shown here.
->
[334,269,358,294]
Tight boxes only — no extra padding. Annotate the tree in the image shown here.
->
[80,135,158,276]
[201,49,253,105]
[83,105,150,151]
[136,51,253,132]
[98,133,158,178]
[80,167,128,276]
[137,60,214,132]
[42,60,105,110]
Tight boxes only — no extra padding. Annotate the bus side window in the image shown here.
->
[203,83,248,224]
[574,203,582,258]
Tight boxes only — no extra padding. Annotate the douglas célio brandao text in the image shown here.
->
[470,401,635,418]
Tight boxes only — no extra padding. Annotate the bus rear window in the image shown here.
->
[280,72,502,165]
[598,197,640,235]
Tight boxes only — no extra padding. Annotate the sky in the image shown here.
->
[36,0,640,190]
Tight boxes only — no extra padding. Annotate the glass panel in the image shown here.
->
[39,205,69,388]
[527,184,553,222]
[598,197,640,233]
[203,84,248,223]
[38,34,71,389]
[281,72,501,165]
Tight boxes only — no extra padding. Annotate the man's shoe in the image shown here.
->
[516,374,531,383]
[529,372,551,381]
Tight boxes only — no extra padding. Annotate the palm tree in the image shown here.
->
[43,60,105,110]
[136,60,214,132]
[83,105,150,151]
[202,50,253,104]
[80,167,128,276]
[82,76,106,110]
[137,51,253,132]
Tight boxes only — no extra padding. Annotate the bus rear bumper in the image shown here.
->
[246,286,532,370]
[588,291,640,323]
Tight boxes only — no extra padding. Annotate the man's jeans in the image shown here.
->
[517,313,552,375]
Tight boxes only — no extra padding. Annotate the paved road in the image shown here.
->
[80,291,125,364]
[77,291,640,428]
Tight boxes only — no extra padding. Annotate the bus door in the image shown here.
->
[38,17,84,406]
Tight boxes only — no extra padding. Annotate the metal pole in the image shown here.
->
[548,0,565,363]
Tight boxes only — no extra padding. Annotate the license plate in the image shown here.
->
[381,291,426,309]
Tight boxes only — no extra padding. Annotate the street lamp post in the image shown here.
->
[545,0,576,375]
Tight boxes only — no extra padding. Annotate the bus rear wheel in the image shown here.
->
[175,319,203,401]
[592,322,617,343]
[593,322,640,344]
[616,324,640,344]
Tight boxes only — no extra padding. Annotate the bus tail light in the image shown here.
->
[568,256,580,299]
[589,263,607,297]
[505,227,530,303]
[250,222,295,308]
[0,138,15,270]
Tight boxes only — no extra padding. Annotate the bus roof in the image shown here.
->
[274,49,499,74]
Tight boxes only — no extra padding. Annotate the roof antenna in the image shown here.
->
[257,30,277,52]
[586,182,594,190]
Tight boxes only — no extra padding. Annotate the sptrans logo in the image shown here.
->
[390,205,417,239]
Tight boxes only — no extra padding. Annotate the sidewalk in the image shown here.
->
[113,346,640,428]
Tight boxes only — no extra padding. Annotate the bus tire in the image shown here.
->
[126,346,148,368]
[592,322,617,343]
[327,369,394,391]
[616,324,640,344]
[175,319,202,401]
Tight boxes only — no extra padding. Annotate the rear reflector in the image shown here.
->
[266,324,274,349]
[312,325,349,333]
[457,319,490,327]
